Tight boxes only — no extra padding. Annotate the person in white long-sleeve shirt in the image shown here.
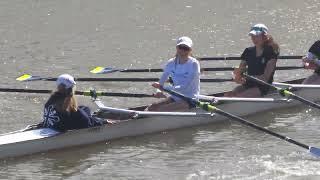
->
[146,36,200,111]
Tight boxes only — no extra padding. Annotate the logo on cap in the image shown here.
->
[56,74,76,89]
[176,36,193,48]
[249,24,268,36]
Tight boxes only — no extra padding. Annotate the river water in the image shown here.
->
[0,0,319,179]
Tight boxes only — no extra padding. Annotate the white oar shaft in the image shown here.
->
[95,100,213,117]
[197,95,290,103]
[273,82,320,89]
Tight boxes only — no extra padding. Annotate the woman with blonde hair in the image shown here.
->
[225,24,279,97]
[42,74,103,131]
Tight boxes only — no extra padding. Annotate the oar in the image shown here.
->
[198,55,303,61]
[273,82,320,89]
[95,100,213,118]
[0,88,153,98]
[197,95,290,103]
[90,66,303,74]
[16,74,233,83]
[161,88,320,157]
[244,74,320,109]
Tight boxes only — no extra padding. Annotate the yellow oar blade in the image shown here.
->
[16,74,32,81]
[90,66,120,74]
[90,67,105,74]
[16,74,43,81]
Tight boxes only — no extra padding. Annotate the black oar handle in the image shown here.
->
[202,66,303,72]
[0,88,153,98]
[76,91,153,98]
[113,66,304,73]
[28,77,234,82]
[75,78,233,82]
[289,94,320,109]
[121,69,162,72]
[163,87,313,153]
[244,74,320,109]
[0,88,52,94]
[198,55,303,61]
[244,74,278,90]
[214,108,309,150]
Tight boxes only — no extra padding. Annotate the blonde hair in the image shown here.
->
[47,87,78,113]
[62,94,78,112]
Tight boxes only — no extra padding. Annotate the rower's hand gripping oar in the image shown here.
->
[244,74,320,110]
[161,88,320,157]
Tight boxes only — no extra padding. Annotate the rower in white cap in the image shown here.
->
[41,74,104,131]
[146,36,201,111]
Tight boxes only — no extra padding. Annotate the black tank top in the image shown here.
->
[240,45,278,83]
[309,40,320,58]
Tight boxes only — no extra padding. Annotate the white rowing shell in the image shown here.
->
[0,128,60,145]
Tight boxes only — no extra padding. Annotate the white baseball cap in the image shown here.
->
[176,36,193,48]
[248,24,268,36]
[56,74,76,89]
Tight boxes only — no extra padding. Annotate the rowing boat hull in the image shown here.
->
[0,82,318,159]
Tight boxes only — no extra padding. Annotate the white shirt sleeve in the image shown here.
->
[306,52,317,61]
[164,60,200,91]
[159,60,174,86]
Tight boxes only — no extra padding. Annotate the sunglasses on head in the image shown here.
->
[177,45,191,51]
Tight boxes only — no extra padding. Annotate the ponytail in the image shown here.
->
[48,87,78,113]
[263,34,280,55]
[63,95,78,112]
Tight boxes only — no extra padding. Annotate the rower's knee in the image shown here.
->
[303,74,320,84]
[224,91,235,97]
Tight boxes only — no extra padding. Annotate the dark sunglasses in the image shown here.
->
[177,45,191,51]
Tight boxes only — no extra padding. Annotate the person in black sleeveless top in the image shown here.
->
[41,74,103,131]
[302,40,320,84]
[225,24,279,97]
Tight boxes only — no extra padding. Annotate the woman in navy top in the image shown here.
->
[41,74,103,131]
[225,24,279,97]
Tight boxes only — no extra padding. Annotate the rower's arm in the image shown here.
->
[159,62,173,86]
[239,60,247,71]
[258,58,277,81]
[239,47,249,71]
